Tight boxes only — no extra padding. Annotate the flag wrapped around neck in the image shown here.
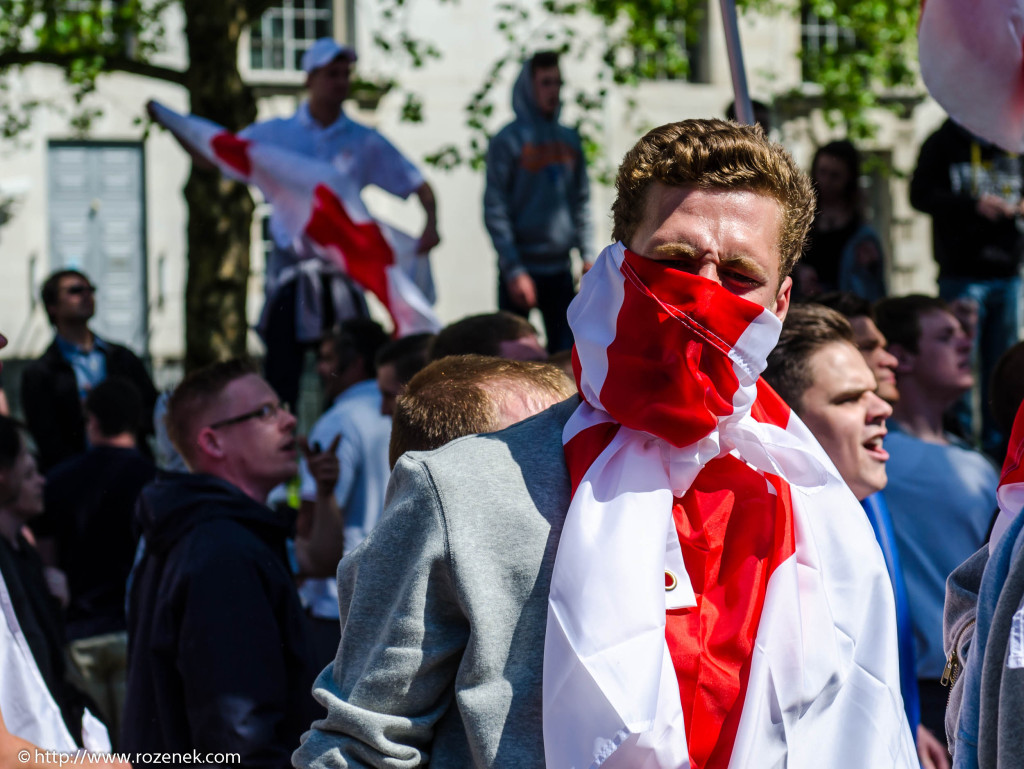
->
[148,101,440,336]
[918,0,1024,153]
[544,241,917,768]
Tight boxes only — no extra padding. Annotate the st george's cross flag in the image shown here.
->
[148,101,441,336]
[918,0,1024,153]
[544,241,918,768]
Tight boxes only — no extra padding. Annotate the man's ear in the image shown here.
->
[772,275,793,322]
[888,343,915,375]
[195,427,226,462]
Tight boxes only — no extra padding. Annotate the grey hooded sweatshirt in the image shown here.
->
[483,60,593,279]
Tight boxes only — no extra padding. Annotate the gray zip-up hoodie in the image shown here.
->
[483,61,594,278]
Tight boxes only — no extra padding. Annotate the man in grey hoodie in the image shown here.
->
[483,51,594,353]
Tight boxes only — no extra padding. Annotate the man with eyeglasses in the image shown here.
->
[483,50,593,354]
[122,359,326,766]
[21,269,157,472]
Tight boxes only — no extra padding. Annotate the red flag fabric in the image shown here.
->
[149,101,441,336]
[545,241,917,768]
[918,0,1024,152]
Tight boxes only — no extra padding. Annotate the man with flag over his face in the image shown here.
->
[293,119,917,769]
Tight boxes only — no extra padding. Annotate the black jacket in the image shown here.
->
[20,337,158,472]
[122,473,320,767]
[41,445,156,640]
[910,119,1024,280]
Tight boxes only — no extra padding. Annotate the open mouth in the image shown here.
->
[281,439,297,455]
[862,435,889,461]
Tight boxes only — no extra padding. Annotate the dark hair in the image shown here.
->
[389,355,574,468]
[85,377,144,438]
[763,303,856,411]
[529,50,560,75]
[41,269,91,325]
[725,99,772,129]
[611,119,814,281]
[0,416,23,471]
[165,358,259,463]
[430,312,538,360]
[326,319,389,379]
[812,139,863,213]
[991,341,1024,437]
[375,333,434,386]
[813,291,873,321]
[874,295,949,354]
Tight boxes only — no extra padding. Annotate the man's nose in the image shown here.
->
[696,261,721,284]
[867,392,892,422]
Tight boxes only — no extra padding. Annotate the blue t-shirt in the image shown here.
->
[882,424,998,678]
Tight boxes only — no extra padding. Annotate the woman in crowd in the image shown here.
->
[797,139,887,301]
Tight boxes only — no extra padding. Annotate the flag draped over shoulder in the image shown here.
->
[988,398,1024,551]
[544,241,917,768]
[0,574,110,752]
[148,101,441,336]
[918,0,1024,153]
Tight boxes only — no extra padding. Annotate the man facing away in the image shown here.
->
[21,270,157,472]
[34,378,156,740]
[484,50,593,354]
[294,119,916,768]
[875,295,999,743]
[122,360,320,766]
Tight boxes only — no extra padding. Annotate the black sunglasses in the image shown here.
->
[65,284,96,296]
[208,402,290,430]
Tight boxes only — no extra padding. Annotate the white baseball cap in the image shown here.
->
[301,38,357,74]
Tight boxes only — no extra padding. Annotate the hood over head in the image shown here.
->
[512,59,561,123]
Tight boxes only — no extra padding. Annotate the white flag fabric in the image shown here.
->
[149,101,441,336]
[0,572,111,753]
[544,241,917,768]
[918,0,1024,153]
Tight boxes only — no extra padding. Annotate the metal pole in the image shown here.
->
[719,0,754,125]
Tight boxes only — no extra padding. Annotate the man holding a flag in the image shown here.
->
[293,119,916,769]
[152,37,440,408]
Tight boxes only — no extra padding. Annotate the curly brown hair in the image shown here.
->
[611,119,815,280]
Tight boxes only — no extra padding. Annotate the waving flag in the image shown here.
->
[918,0,1024,152]
[544,242,916,768]
[148,101,440,336]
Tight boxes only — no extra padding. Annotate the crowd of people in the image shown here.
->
[2,36,1024,769]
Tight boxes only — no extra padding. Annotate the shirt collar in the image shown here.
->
[56,333,107,356]
[332,378,379,407]
[298,101,351,133]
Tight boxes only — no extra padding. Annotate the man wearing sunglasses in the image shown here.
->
[21,269,158,472]
[122,359,323,766]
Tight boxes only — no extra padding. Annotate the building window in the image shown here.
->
[634,8,709,84]
[250,0,333,72]
[800,4,856,82]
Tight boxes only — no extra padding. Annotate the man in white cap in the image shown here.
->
[238,38,440,408]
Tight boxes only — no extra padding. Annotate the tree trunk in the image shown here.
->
[181,0,259,372]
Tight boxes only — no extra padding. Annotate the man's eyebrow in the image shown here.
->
[719,253,768,280]
[650,242,699,259]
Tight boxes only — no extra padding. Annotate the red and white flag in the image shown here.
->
[544,242,917,768]
[988,397,1024,551]
[148,101,441,336]
[918,0,1024,152]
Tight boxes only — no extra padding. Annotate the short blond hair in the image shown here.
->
[611,119,815,280]
[389,355,575,467]
[164,359,259,467]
